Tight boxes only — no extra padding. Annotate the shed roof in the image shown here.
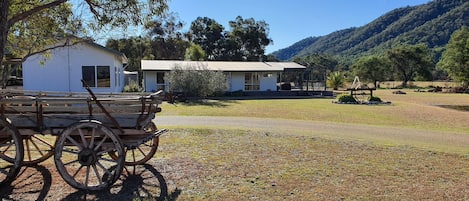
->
[83,41,128,64]
[141,60,305,72]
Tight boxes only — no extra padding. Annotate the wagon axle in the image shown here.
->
[78,148,97,166]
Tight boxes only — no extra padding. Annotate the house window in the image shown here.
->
[82,65,110,88]
[245,72,260,91]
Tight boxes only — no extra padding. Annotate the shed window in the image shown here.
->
[82,66,95,87]
[156,72,166,90]
[97,66,110,87]
[82,65,110,88]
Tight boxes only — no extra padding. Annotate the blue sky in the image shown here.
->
[168,0,431,53]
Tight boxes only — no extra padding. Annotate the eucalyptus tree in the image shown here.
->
[227,16,272,61]
[145,12,189,60]
[352,55,391,88]
[386,44,434,88]
[437,26,469,87]
[184,43,206,61]
[0,0,168,88]
[294,53,338,80]
[188,17,225,60]
[105,36,153,72]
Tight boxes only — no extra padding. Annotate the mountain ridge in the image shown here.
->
[271,0,469,62]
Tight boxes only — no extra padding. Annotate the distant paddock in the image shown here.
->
[378,81,460,89]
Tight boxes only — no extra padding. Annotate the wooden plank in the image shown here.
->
[7,113,155,129]
[2,102,157,114]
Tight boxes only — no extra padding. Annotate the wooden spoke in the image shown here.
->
[54,121,124,191]
[72,165,84,178]
[93,135,108,152]
[78,128,89,149]
[63,159,79,166]
[66,135,84,151]
[89,127,96,149]
[109,122,160,166]
[91,164,103,186]
[0,118,23,186]
[22,134,56,166]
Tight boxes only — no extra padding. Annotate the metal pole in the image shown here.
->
[324,68,327,91]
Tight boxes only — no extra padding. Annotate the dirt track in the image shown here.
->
[156,116,469,154]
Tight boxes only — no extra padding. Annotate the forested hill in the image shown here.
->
[271,0,469,62]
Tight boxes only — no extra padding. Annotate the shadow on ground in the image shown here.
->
[0,164,181,201]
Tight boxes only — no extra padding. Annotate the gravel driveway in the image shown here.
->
[155,116,469,154]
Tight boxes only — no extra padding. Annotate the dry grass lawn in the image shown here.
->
[1,89,469,200]
[156,129,469,200]
[162,89,469,133]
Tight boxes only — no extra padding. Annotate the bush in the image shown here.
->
[123,80,142,92]
[368,96,382,102]
[327,71,345,90]
[166,64,227,97]
[336,94,357,103]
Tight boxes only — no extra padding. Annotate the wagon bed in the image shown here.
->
[0,87,167,190]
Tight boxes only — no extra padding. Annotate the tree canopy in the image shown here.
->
[145,12,189,60]
[386,44,434,87]
[0,0,168,88]
[184,43,206,61]
[227,16,272,61]
[352,55,391,88]
[188,16,272,61]
[188,17,225,60]
[437,26,469,87]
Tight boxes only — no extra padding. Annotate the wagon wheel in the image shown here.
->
[22,134,56,166]
[54,121,124,191]
[0,117,23,186]
[109,122,159,166]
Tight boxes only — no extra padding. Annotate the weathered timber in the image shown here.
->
[0,89,166,190]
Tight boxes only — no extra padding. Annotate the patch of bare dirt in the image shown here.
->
[0,159,182,200]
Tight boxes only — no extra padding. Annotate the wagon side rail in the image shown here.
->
[0,90,165,134]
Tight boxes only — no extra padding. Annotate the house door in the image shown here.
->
[245,73,260,91]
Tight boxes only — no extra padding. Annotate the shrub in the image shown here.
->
[123,80,142,92]
[368,96,382,102]
[327,71,345,90]
[166,63,227,97]
[337,94,357,103]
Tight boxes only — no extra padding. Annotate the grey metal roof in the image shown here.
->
[141,60,305,72]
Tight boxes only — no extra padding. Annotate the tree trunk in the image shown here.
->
[401,80,408,88]
[0,1,10,89]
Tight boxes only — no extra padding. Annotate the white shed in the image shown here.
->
[22,41,128,93]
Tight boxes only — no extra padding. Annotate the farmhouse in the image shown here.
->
[141,60,306,93]
[22,41,128,93]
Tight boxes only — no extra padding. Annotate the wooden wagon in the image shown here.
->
[0,83,167,190]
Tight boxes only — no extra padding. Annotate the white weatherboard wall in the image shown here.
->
[260,72,278,91]
[229,72,245,92]
[23,43,125,93]
[144,71,158,92]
